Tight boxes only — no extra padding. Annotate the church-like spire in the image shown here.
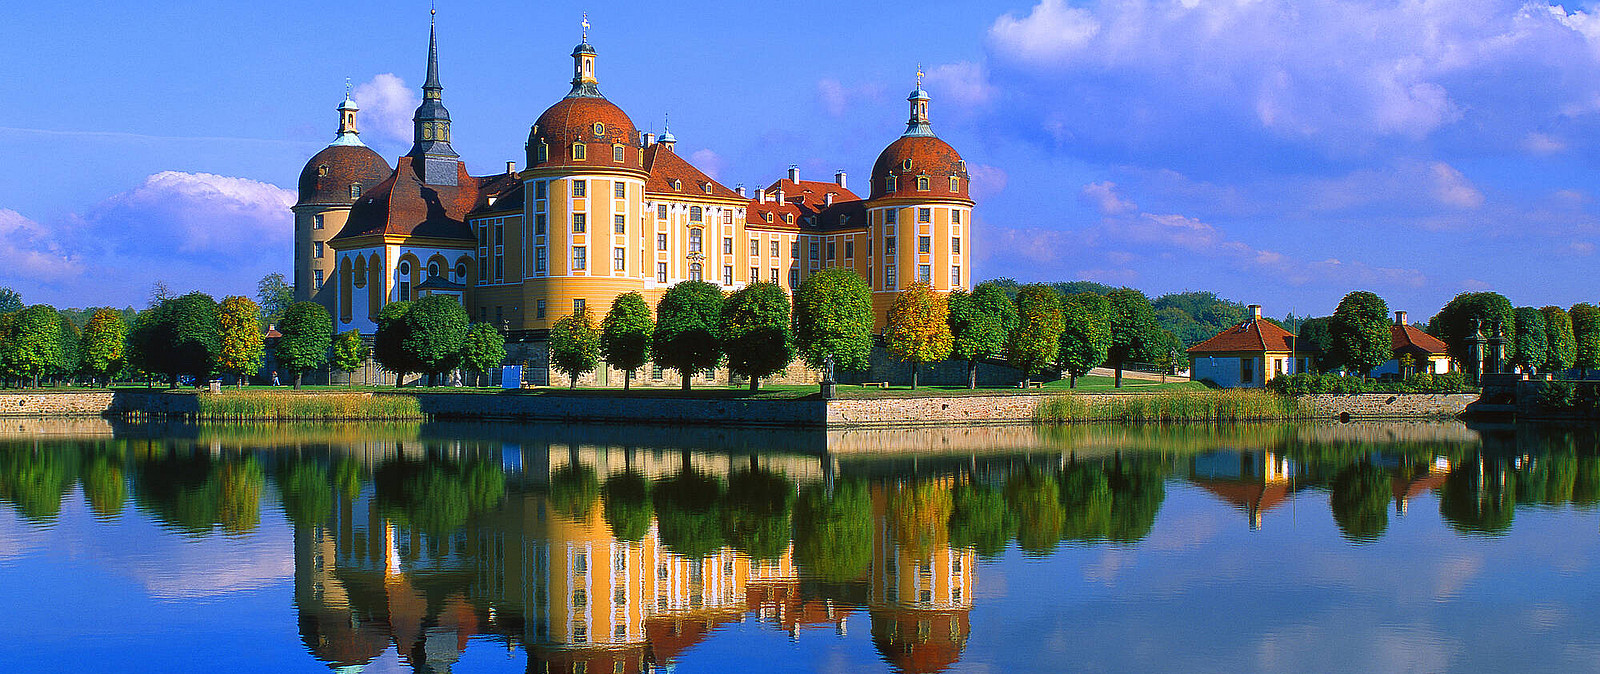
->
[411,6,458,183]
[567,13,603,99]
[331,78,365,147]
[903,66,934,137]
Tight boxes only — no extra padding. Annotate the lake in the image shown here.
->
[1,420,1598,673]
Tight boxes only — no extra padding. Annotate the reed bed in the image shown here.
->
[1035,389,1308,424]
[195,392,424,421]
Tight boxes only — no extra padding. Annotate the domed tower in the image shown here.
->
[866,75,973,326]
[520,18,649,329]
[293,88,393,309]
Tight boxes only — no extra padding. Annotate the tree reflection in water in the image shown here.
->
[3,421,1600,673]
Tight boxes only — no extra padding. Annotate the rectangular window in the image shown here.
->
[918,264,931,283]
[885,266,897,289]
[313,269,324,289]
[652,364,664,380]
[885,237,897,255]
[845,241,854,258]
[614,181,626,198]
[918,208,931,223]
[536,299,546,319]
[572,143,586,161]
[614,214,626,234]
[826,242,836,260]
[789,268,800,288]
[572,246,587,270]
[950,266,961,287]
[312,214,325,230]
[790,241,800,259]
[951,237,961,254]
[885,209,897,225]
[689,229,703,253]
[535,248,548,273]
[770,268,779,284]
[613,247,625,271]
[809,242,820,261]
[535,214,548,236]
[613,145,625,163]
[574,298,586,313]
[656,233,667,251]
[919,236,931,254]
[750,267,759,283]
[951,176,960,192]
[535,181,548,200]
[750,238,760,256]
[657,204,668,219]
[480,307,488,322]
[495,306,504,324]
[573,213,586,233]
[313,241,324,258]
[656,262,667,283]
[770,241,780,257]
[572,180,586,197]
[722,266,733,286]
[494,256,504,282]
[495,223,505,247]
[479,223,490,247]
[723,237,733,255]
[952,209,962,224]
[1240,358,1255,384]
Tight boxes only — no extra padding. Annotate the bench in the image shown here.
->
[1019,380,1044,389]
[860,382,890,389]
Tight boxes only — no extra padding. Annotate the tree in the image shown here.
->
[0,305,64,387]
[549,308,600,388]
[1428,292,1516,367]
[721,282,794,391]
[216,296,265,386]
[373,301,417,387]
[459,323,506,386]
[127,293,219,387]
[1296,317,1337,373]
[276,301,332,389]
[793,480,872,582]
[947,282,1016,389]
[1058,292,1112,388]
[257,273,295,326]
[600,292,653,390]
[52,313,80,383]
[653,281,724,390]
[401,295,469,386]
[793,268,873,372]
[883,283,952,389]
[330,330,369,386]
[0,287,21,314]
[1510,307,1547,374]
[1329,291,1391,376]
[1572,303,1600,374]
[1541,306,1577,374]
[80,309,127,387]
[1007,284,1064,382]
[1106,288,1162,387]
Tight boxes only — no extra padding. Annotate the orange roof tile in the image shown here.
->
[1392,324,1449,356]
[643,144,743,200]
[1187,319,1297,354]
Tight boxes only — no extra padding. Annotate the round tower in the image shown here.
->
[293,87,392,310]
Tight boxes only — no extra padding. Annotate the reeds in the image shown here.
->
[1035,389,1308,423]
[195,392,424,421]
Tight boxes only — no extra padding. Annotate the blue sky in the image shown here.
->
[5,0,1600,318]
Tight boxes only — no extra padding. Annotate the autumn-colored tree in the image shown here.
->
[600,292,653,390]
[216,296,265,386]
[80,309,127,387]
[550,308,601,388]
[884,283,952,389]
[721,283,793,391]
[1008,285,1064,382]
[1058,292,1112,388]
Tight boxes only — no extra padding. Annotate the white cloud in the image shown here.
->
[1080,181,1136,215]
[1428,162,1485,209]
[0,209,82,283]
[968,163,1009,201]
[989,0,1101,63]
[690,149,725,180]
[83,171,295,257]
[352,73,418,145]
[925,61,996,107]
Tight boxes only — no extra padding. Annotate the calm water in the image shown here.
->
[3,420,1600,673]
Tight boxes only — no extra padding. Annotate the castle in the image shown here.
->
[293,15,973,346]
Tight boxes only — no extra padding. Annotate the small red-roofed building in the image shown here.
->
[1373,310,1455,377]
[1187,304,1301,387]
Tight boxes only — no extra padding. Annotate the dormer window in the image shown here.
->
[613,144,625,162]
[902,159,913,171]
[537,143,549,162]
[784,213,794,225]
[917,175,930,191]
[593,122,605,136]
[672,179,682,191]
[763,212,773,223]
[318,164,329,177]
[350,184,361,199]
[885,176,896,192]
[572,143,586,160]
[950,176,960,192]
[702,182,712,195]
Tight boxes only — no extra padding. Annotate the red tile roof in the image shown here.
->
[1392,324,1449,356]
[746,178,869,232]
[297,144,392,207]
[330,156,481,244]
[870,135,970,201]
[527,96,641,171]
[643,144,742,200]
[1187,319,1297,354]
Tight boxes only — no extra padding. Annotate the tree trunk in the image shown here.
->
[967,360,978,390]
[1114,364,1124,388]
[681,372,691,391]
[749,375,760,392]
[294,372,303,390]
[1070,374,1078,388]
[623,371,631,391]
[911,363,919,390]
[570,373,578,389]
[396,371,406,389]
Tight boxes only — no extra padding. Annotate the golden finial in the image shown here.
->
[582,13,590,41]
[916,64,924,86]
[430,0,436,20]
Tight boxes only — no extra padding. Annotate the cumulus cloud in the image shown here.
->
[968,163,1009,201]
[924,61,996,107]
[81,171,294,258]
[352,73,418,146]
[0,209,82,283]
[690,148,725,180]
[1080,181,1136,215]
[1428,162,1485,209]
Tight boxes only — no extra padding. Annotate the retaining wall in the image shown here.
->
[1295,393,1478,419]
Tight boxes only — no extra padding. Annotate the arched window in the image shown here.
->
[537,143,548,162]
[885,176,896,192]
[689,263,702,281]
[950,176,960,192]
[917,175,930,191]
[353,261,367,288]
[689,228,703,253]
[428,261,440,278]
[689,206,702,222]
[572,143,586,160]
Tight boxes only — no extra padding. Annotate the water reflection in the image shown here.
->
[2,421,1600,672]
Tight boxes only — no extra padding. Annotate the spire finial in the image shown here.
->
[917,64,924,87]
[344,77,352,99]
[582,13,590,41]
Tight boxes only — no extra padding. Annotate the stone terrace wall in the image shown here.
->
[0,391,117,417]
[828,394,1053,427]
[408,392,828,428]
[1295,393,1477,419]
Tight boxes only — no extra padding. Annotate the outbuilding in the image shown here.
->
[1187,305,1300,388]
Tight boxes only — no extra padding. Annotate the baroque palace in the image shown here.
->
[293,15,974,349]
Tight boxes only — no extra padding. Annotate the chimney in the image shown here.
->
[506,160,516,175]
[825,193,834,206]
[1395,310,1408,326]
[788,164,800,184]
[735,184,746,198]
[643,132,656,146]
[834,170,847,189]
[1248,304,1262,321]
[776,186,785,203]
[755,188,765,202]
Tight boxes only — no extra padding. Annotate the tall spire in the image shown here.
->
[411,5,458,183]
[567,14,602,98]
[903,69,934,137]
[332,79,364,147]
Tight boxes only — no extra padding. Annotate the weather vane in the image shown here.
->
[582,13,590,41]
[917,64,924,86]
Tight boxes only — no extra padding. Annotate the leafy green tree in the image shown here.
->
[1572,303,1600,373]
[1058,291,1112,387]
[256,273,295,326]
[1329,291,1391,376]
[949,482,1015,558]
[793,268,873,372]
[0,287,21,314]
[330,330,369,386]
[653,281,724,390]
[1329,463,1391,543]
[549,308,600,388]
[602,471,653,542]
[1106,288,1162,387]
[52,313,80,383]
[793,480,872,582]
[1541,306,1577,374]
[276,301,333,389]
[216,296,264,386]
[1428,292,1516,367]
[164,293,221,386]
[0,305,65,387]
[723,469,795,560]
[1007,284,1064,381]
[1511,307,1548,373]
[653,469,725,558]
[1296,317,1338,373]
[884,282,952,389]
[459,323,506,386]
[721,282,793,391]
[600,292,652,390]
[948,282,1017,389]
[80,309,127,387]
[1152,291,1248,347]
[373,301,416,387]
[401,295,469,385]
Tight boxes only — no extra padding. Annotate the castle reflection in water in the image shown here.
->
[4,421,1599,672]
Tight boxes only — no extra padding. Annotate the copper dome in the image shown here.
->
[296,144,393,207]
[869,135,970,202]
[527,96,641,171]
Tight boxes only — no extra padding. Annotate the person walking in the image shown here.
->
[271,371,280,386]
